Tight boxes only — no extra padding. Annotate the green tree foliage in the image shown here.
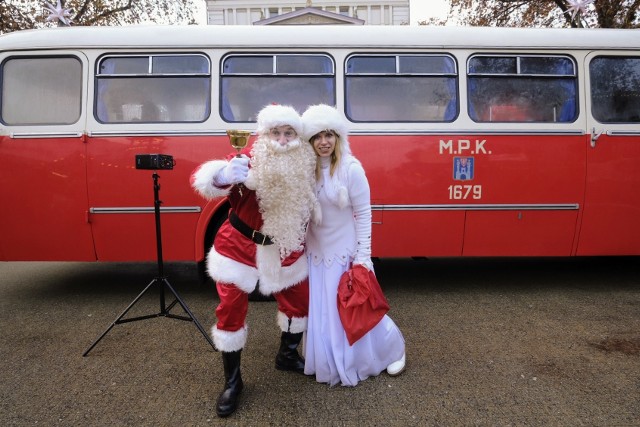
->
[427,0,639,28]
[1,0,202,34]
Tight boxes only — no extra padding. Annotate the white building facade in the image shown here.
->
[205,0,410,25]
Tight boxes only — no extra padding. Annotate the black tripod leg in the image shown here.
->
[83,277,160,357]
[162,278,216,351]
[83,170,217,356]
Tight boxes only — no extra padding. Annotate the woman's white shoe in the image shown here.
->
[386,353,406,376]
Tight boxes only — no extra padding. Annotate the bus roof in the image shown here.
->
[1,25,638,52]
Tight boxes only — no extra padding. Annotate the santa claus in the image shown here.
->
[191,104,317,417]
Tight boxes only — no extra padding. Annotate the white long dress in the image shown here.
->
[304,157,405,386]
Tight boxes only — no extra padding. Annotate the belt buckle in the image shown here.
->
[251,229,267,245]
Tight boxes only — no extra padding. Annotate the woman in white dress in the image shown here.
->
[301,104,406,386]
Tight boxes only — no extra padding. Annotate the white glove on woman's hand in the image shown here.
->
[214,155,249,186]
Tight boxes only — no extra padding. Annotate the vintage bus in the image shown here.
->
[0,25,639,263]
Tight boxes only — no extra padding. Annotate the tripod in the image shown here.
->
[83,171,216,356]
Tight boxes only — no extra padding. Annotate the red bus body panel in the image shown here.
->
[4,131,639,262]
[0,135,96,261]
[358,134,585,257]
[85,135,230,261]
[578,134,640,255]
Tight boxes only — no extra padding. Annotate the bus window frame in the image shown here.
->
[94,52,212,125]
[1,54,84,127]
[344,52,459,123]
[588,54,640,124]
[467,53,579,124]
[219,52,336,123]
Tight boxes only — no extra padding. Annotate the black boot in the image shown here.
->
[275,332,305,373]
[216,350,243,418]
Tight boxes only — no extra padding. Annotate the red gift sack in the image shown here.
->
[337,264,390,345]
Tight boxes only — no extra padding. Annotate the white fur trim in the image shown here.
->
[256,245,308,295]
[256,104,303,136]
[301,104,351,154]
[212,324,248,352]
[192,160,231,199]
[255,244,281,290]
[206,246,259,293]
[277,312,307,334]
[244,168,257,190]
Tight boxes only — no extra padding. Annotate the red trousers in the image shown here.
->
[215,279,309,333]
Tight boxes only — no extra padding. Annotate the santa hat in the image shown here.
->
[256,104,303,137]
[301,104,349,145]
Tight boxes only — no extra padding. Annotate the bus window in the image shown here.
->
[345,54,458,122]
[468,55,577,123]
[221,54,335,121]
[1,56,82,125]
[95,54,211,123]
[590,56,640,123]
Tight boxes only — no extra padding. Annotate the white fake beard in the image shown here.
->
[250,136,317,259]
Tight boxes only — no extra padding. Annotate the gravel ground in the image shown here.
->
[0,257,638,426]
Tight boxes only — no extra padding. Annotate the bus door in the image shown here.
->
[0,51,95,261]
[460,53,585,256]
[578,53,640,255]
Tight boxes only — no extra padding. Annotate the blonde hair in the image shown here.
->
[310,130,343,179]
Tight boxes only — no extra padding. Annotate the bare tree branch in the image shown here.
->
[1,0,200,34]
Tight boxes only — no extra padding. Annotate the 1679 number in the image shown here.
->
[448,185,482,200]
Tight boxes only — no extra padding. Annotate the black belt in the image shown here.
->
[229,212,273,245]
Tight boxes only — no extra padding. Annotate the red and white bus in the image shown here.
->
[1,25,639,262]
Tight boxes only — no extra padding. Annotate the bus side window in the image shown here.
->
[345,54,458,122]
[95,54,211,124]
[468,55,577,123]
[590,56,640,123]
[1,56,82,125]
[220,54,335,122]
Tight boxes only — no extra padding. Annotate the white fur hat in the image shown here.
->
[301,104,349,142]
[256,104,303,137]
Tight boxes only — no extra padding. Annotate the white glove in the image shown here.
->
[214,155,249,186]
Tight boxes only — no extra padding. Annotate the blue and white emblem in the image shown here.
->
[453,157,474,181]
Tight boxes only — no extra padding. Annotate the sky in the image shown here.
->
[409,0,449,25]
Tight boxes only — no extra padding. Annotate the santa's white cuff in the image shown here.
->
[192,160,230,199]
[212,324,248,352]
[277,312,307,334]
